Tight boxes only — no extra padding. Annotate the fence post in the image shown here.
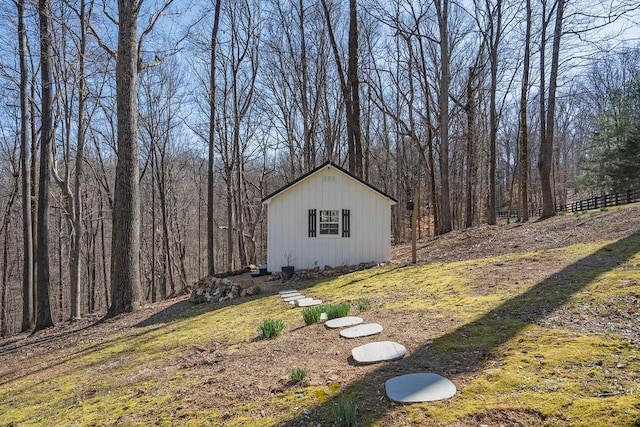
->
[627,189,632,204]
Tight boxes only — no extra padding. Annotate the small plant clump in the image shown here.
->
[302,303,350,325]
[356,298,370,312]
[325,302,350,320]
[332,395,357,427]
[290,368,307,384]
[254,285,262,295]
[302,306,323,325]
[259,318,285,339]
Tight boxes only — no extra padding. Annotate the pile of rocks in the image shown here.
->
[190,276,258,304]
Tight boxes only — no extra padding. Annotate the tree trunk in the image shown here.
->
[109,0,142,316]
[35,0,55,331]
[321,0,355,174]
[208,0,221,277]
[348,0,363,178]
[465,66,478,228]
[487,0,503,226]
[69,0,88,320]
[519,0,532,222]
[538,0,565,219]
[18,0,34,332]
[435,0,452,235]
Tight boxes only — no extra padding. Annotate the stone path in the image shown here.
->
[296,298,323,307]
[276,286,455,403]
[385,373,457,403]
[351,341,406,363]
[339,323,383,338]
[324,316,363,329]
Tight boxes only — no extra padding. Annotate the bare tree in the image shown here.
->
[17,0,34,331]
[109,0,143,316]
[208,0,222,276]
[321,0,363,177]
[34,0,54,331]
[538,0,565,218]
[519,0,532,222]
[434,0,452,234]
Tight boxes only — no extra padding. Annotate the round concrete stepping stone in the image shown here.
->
[340,323,383,338]
[279,289,298,295]
[351,341,406,364]
[324,316,363,329]
[282,294,305,302]
[385,373,456,403]
[296,299,322,307]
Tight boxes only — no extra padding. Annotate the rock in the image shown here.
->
[190,275,246,304]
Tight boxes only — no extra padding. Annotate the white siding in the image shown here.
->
[265,165,393,271]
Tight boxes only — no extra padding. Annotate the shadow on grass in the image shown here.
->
[280,232,640,426]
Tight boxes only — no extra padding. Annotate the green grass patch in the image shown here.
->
[325,302,350,319]
[258,318,285,339]
[332,395,358,427]
[356,298,370,312]
[302,305,323,325]
[290,368,307,384]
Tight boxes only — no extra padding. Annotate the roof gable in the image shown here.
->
[262,161,397,205]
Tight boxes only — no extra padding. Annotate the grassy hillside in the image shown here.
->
[1,207,639,426]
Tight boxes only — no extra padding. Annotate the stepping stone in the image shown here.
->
[296,299,323,307]
[340,323,383,338]
[325,316,363,329]
[279,289,298,295]
[280,292,302,298]
[385,373,457,403]
[351,341,406,364]
[282,294,305,302]
[289,297,313,305]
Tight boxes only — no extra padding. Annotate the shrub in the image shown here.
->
[325,302,350,320]
[302,306,323,325]
[259,318,285,339]
[356,298,370,312]
[332,396,357,427]
[254,285,262,295]
[290,368,307,384]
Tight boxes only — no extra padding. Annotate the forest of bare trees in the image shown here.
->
[0,0,638,336]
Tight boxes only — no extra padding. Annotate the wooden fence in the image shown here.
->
[498,188,640,219]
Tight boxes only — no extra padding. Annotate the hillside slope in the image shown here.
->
[1,205,639,426]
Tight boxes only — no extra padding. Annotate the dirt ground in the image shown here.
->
[1,206,639,426]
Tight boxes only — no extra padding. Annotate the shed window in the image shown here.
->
[319,210,339,235]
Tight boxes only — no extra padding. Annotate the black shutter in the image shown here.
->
[342,209,350,237]
[309,209,316,237]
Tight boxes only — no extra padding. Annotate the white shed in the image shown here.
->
[261,161,397,272]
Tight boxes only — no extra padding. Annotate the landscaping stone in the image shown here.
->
[289,298,313,305]
[324,316,364,329]
[351,341,406,364]
[295,299,323,307]
[278,289,298,295]
[282,294,305,302]
[190,276,251,303]
[339,323,383,338]
[385,373,457,403]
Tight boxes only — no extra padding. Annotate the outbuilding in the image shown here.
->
[261,161,397,273]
